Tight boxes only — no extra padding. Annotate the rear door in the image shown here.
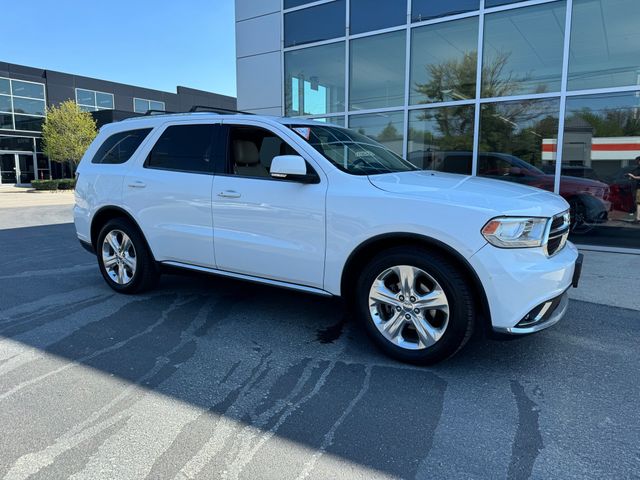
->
[211,120,327,288]
[123,121,221,268]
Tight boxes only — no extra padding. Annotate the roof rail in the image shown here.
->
[143,109,175,116]
[188,105,254,115]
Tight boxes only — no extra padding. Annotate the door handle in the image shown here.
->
[128,180,146,188]
[217,190,241,198]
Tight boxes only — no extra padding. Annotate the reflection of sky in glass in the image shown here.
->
[569,0,640,90]
[285,42,345,116]
[304,81,327,115]
[350,31,406,110]
[482,2,565,96]
[410,17,478,104]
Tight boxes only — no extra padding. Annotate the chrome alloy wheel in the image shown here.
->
[101,230,137,285]
[368,265,450,350]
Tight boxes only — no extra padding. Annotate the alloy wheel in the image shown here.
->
[368,265,450,350]
[101,229,137,285]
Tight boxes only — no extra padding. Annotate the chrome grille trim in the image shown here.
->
[544,210,570,257]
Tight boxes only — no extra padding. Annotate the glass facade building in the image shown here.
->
[235,0,640,249]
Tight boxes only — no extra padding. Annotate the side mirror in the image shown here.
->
[270,155,319,183]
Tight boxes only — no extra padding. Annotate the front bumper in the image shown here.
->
[469,241,581,333]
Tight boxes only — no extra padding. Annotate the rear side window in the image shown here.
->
[146,124,217,174]
[91,128,152,164]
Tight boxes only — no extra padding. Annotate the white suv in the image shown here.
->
[74,112,583,364]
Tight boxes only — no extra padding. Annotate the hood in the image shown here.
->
[368,171,569,218]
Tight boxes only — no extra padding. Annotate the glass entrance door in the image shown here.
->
[0,154,17,184]
[17,154,35,184]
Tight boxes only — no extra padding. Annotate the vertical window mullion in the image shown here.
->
[402,0,412,160]
[471,0,485,176]
[554,0,573,194]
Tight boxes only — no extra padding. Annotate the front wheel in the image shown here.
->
[355,247,475,364]
[96,218,159,294]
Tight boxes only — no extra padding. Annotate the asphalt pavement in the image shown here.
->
[0,219,638,479]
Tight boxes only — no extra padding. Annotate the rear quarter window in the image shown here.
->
[91,128,153,164]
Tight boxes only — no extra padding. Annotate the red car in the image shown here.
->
[408,151,611,233]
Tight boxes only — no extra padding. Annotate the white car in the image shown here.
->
[74,111,583,364]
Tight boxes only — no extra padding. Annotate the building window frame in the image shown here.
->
[133,98,166,114]
[0,77,47,133]
[75,88,114,112]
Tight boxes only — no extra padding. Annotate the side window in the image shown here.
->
[146,124,217,173]
[91,128,152,164]
[227,126,299,178]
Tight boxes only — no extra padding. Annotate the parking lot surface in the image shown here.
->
[0,221,638,480]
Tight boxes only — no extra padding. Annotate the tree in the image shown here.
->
[377,122,402,143]
[42,100,97,172]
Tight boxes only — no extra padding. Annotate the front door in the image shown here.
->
[17,154,35,184]
[0,154,17,184]
[122,122,219,268]
[212,122,326,288]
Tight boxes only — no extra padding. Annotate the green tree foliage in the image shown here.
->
[42,100,97,168]
[377,122,402,143]
[412,51,556,165]
[573,108,640,137]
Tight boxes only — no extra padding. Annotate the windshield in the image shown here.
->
[287,124,419,176]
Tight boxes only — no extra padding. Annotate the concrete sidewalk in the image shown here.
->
[0,185,75,208]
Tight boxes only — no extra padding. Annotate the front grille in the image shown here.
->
[545,210,570,257]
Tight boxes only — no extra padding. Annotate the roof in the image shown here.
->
[115,112,338,127]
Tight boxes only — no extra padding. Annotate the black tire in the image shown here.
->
[355,247,475,365]
[96,217,159,294]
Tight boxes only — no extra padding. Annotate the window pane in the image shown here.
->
[568,0,640,91]
[147,124,216,173]
[228,126,298,177]
[284,0,345,47]
[479,98,559,186]
[0,78,9,95]
[350,0,406,35]
[559,92,640,246]
[284,0,316,8]
[285,42,345,116]
[350,30,405,110]
[12,97,45,116]
[0,136,34,151]
[96,92,114,109]
[134,98,149,113]
[78,105,96,112]
[11,80,44,100]
[312,116,345,127]
[92,128,152,165]
[0,95,11,113]
[349,111,404,156]
[410,17,478,105]
[76,89,95,106]
[0,114,14,129]
[408,105,475,173]
[14,115,44,132]
[149,100,165,111]
[485,0,521,6]
[482,2,565,97]
[412,0,479,22]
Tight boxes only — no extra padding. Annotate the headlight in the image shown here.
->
[481,217,549,248]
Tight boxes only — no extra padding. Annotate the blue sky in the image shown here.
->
[3,0,237,97]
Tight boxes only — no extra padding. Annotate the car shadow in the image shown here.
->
[1,223,636,479]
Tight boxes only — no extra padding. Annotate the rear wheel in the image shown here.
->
[355,247,475,364]
[96,218,159,294]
